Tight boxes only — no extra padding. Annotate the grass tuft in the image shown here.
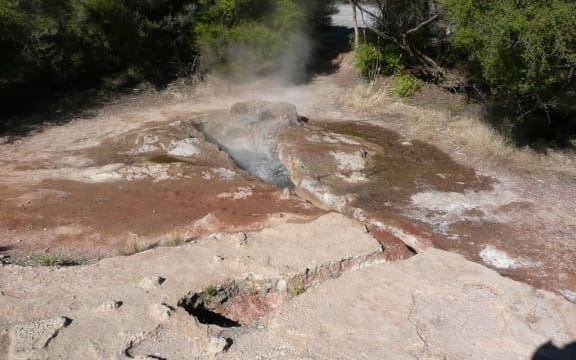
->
[202,285,218,301]
[117,237,154,256]
[33,253,75,267]
[161,237,186,248]
[291,286,306,297]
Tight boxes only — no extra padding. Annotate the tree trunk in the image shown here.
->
[350,0,360,46]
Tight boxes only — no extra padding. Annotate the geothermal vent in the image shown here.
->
[194,100,303,188]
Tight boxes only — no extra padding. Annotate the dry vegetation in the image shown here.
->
[341,80,576,179]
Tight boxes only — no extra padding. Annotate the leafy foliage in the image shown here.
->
[0,0,197,89]
[202,285,218,301]
[300,0,337,28]
[355,0,576,128]
[359,0,449,78]
[440,0,576,116]
[388,73,423,97]
[375,0,442,44]
[0,0,336,96]
[353,40,404,80]
[354,42,381,79]
[380,45,404,76]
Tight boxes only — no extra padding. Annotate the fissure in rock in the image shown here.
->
[177,293,241,328]
[177,250,393,328]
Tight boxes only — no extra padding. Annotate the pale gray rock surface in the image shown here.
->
[231,249,576,360]
[0,215,574,359]
[0,213,380,359]
[8,316,70,360]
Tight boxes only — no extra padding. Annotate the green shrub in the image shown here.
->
[388,73,423,97]
[291,286,306,296]
[101,66,143,92]
[354,41,405,80]
[380,45,404,76]
[195,21,284,77]
[440,0,576,116]
[0,0,337,112]
[0,0,197,92]
[354,42,381,80]
[161,237,185,248]
[369,0,449,73]
[202,286,218,301]
[300,0,337,28]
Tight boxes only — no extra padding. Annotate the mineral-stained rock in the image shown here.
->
[194,101,301,188]
[9,316,71,359]
[278,122,445,252]
[0,101,323,262]
[0,214,574,359]
[231,249,576,359]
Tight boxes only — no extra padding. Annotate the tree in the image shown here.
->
[0,0,199,89]
[350,0,359,46]
[1,0,337,101]
[351,0,454,83]
[441,0,576,119]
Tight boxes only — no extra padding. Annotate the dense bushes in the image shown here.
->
[353,40,404,79]
[353,42,380,79]
[353,0,576,130]
[0,0,197,90]
[350,0,447,98]
[0,0,336,100]
[441,0,576,118]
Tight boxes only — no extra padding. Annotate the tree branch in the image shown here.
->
[354,2,380,21]
[406,13,439,34]
[351,2,463,88]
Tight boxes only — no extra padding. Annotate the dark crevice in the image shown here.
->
[405,245,418,255]
[177,250,399,327]
[177,294,240,328]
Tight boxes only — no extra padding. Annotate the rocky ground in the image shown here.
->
[2,214,575,359]
[1,38,576,358]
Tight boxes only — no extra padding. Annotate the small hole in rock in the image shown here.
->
[224,338,234,351]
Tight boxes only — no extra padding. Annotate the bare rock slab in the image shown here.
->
[278,120,576,299]
[9,316,71,360]
[232,249,576,359]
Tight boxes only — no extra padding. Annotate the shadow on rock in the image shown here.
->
[532,341,576,360]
